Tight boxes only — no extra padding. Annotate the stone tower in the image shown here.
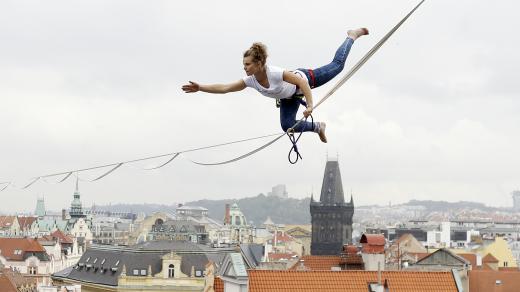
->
[310,159,354,255]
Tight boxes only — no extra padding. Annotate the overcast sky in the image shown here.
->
[1,0,519,213]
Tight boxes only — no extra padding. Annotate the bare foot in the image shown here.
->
[347,28,369,40]
[318,122,327,143]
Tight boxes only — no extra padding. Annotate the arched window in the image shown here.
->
[155,219,164,226]
[168,264,174,278]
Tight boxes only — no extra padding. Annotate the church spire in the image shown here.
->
[319,160,345,205]
[70,176,85,218]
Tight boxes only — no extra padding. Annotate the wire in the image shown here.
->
[0,132,281,192]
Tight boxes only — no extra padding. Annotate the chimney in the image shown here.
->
[224,204,231,225]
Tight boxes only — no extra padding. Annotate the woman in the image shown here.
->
[182,28,369,143]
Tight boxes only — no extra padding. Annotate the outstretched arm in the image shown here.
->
[182,80,246,94]
[283,71,314,118]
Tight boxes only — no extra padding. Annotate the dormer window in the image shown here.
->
[168,264,175,278]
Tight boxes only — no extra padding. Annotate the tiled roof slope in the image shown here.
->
[17,216,37,230]
[482,253,499,263]
[51,230,73,244]
[214,277,224,292]
[0,238,46,261]
[0,268,37,292]
[248,270,458,292]
[0,273,17,292]
[469,270,520,292]
[360,234,385,254]
[458,253,477,268]
[289,256,341,271]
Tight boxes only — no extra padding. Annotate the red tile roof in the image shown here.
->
[498,267,520,271]
[16,216,37,230]
[458,253,478,268]
[248,270,459,292]
[0,216,16,229]
[37,235,55,243]
[270,231,294,244]
[360,234,385,254]
[469,270,520,292]
[0,268,37,292]
[482,253,499,263]
[51,229,73,244]
[289,256,341,271]
[0,273,17,292]
[214,276,224,292]
[268,252,298,261]
[0,238,46,261]
[343,244,359,255]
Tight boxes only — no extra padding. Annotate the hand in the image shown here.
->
[303,106,313,118]
[182,81,200,93]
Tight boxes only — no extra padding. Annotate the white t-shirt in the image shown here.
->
[242,65,307,99]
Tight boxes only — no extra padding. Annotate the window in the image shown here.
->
[101,259,106,265]
[195,270,202,277]
[504,261,509,267]
[93,258,98,264]
[28,266,37,275]
[115,260,120,266]
[140,269,147,276]
[86,257,91,262]
[133,269,139,276]
[168,264,175,278]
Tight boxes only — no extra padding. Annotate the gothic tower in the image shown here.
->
[310,159,354,255]
[70,177,85,218]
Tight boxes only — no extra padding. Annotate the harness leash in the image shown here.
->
[285,96,314,164]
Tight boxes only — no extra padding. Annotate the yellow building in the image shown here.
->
[477,237,517,268]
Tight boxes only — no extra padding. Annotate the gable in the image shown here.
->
[417,250,468,267]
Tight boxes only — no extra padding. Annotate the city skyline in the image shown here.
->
[1,0,519,212]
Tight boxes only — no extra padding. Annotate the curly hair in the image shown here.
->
[243,42,268,66]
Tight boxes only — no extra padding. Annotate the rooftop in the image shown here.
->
[0,238,47,261]
[248,270,459,292]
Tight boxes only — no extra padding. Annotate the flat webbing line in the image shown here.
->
[314,0,426,109]
[0,132,282,191]
[192,0,426,166]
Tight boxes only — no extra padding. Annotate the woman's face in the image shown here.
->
[243,56,262,76]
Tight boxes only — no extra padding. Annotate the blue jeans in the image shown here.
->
[279,37,354,132]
